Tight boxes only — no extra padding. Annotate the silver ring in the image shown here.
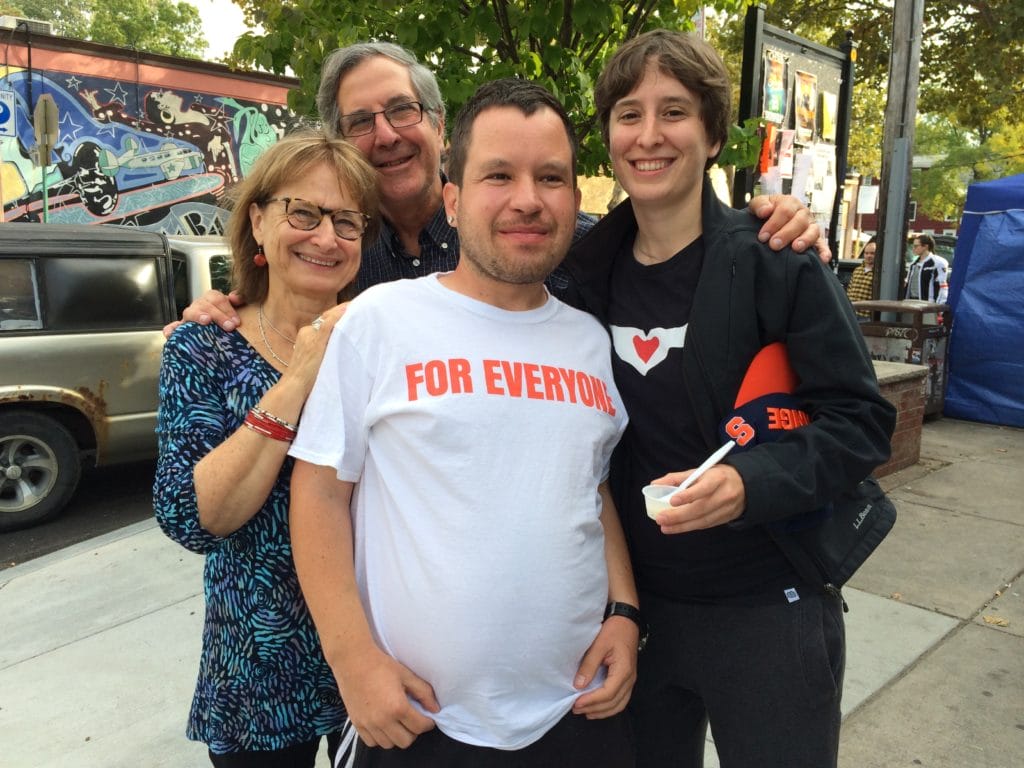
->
[311,316,324,332]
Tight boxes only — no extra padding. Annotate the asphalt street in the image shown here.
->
[0,459,156,569]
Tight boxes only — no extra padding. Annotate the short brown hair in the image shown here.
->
[227,130,379,304]
[447,78,577,187]
[594,29,731,170]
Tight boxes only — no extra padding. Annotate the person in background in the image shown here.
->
[169,41,828,335]
[560,30,895,768]
[289,78,639,768]
[845,236,876,317]
[153,131,378,767]
[905,233,949,303]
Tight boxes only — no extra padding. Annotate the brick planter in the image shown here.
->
[872,361,928,477]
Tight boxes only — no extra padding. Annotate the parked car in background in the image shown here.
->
[836,257,862,290]
[0,224,231,531]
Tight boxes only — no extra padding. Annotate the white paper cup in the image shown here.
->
[642,484,676,520]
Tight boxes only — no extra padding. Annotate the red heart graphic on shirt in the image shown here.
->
[633,335,660,363]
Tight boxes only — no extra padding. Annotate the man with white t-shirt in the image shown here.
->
[288,79,640,767]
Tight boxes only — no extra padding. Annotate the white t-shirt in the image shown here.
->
[290,274,627,750]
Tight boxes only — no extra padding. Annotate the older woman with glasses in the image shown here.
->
[154,130,378,768]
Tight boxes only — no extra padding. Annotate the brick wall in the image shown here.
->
[872,361,928,477]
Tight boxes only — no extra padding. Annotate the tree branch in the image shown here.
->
[559,0,573,48]
[490,0,518,62]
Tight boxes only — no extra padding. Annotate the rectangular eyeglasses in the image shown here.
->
[265,197,370,241]
[339,101,425,138]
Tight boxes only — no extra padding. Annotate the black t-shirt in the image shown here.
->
[608,235,798,603]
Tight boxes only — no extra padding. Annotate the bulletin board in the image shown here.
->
[734,5,855,263]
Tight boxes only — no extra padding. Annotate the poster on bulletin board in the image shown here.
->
[763,50,788,124]
[820,92,838,141]
[794,70,818,143]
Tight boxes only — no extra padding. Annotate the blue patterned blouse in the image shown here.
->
[153,322,345,755]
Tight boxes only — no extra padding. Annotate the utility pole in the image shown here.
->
[875,0,924,300]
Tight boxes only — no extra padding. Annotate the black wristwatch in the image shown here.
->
[604,601,649,652]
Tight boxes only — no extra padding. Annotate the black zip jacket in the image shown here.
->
[560,179,896,529]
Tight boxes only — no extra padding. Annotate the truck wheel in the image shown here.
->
[0,412,82,532]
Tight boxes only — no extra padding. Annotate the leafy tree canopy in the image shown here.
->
[918,0,1024,142]
[89,0,206,57]
[3,0,89,37]
[1,0,206,58]
[227,0,750,174]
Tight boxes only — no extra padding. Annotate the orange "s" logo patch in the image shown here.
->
[725,416,755,446]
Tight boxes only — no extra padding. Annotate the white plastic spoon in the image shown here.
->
[656,439,737,499]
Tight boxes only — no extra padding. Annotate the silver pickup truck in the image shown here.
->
[0,224,231,531]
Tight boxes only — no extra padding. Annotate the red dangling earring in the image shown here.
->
[253,244,267,267]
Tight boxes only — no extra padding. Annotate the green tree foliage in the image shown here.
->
[918,1,1024,143]
[89,0,206,57]
[912,111,1024,221]
[1,0,206,58]
[1,0,90,37]
[228,0,751,174]
[911,117,978,221]
[717,116,764,170]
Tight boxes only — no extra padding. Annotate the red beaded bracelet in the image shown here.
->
[251,405,298,432]
[243,407,297,442]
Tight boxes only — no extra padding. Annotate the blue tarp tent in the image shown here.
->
[944,173,1024,427]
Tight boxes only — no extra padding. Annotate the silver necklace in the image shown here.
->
[260,305,296,343]
[258,304,293,368]
[634,242,662,265]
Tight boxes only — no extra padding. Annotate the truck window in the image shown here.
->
[40,257,165,331]
[172,255,190,318]
[0,259,43,330]
[209,255,232,294]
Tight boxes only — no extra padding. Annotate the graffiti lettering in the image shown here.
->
[883,327,917,340]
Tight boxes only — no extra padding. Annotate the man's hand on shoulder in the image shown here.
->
[749,193,832,264]
[163,290,245,339]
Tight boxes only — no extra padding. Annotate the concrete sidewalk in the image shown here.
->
[1,418,1021,767]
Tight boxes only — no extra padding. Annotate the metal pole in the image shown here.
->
[733,3,765,209]
[873,0,924,302]
[829,31,856,267]
[880,137,910,302]
[40,160,48,223]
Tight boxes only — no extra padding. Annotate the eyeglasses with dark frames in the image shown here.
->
[339,101,425,138]
[265,197,370,241]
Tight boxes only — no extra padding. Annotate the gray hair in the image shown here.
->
[317,42,446,139]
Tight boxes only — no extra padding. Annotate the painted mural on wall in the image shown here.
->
[1,67,298,234]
